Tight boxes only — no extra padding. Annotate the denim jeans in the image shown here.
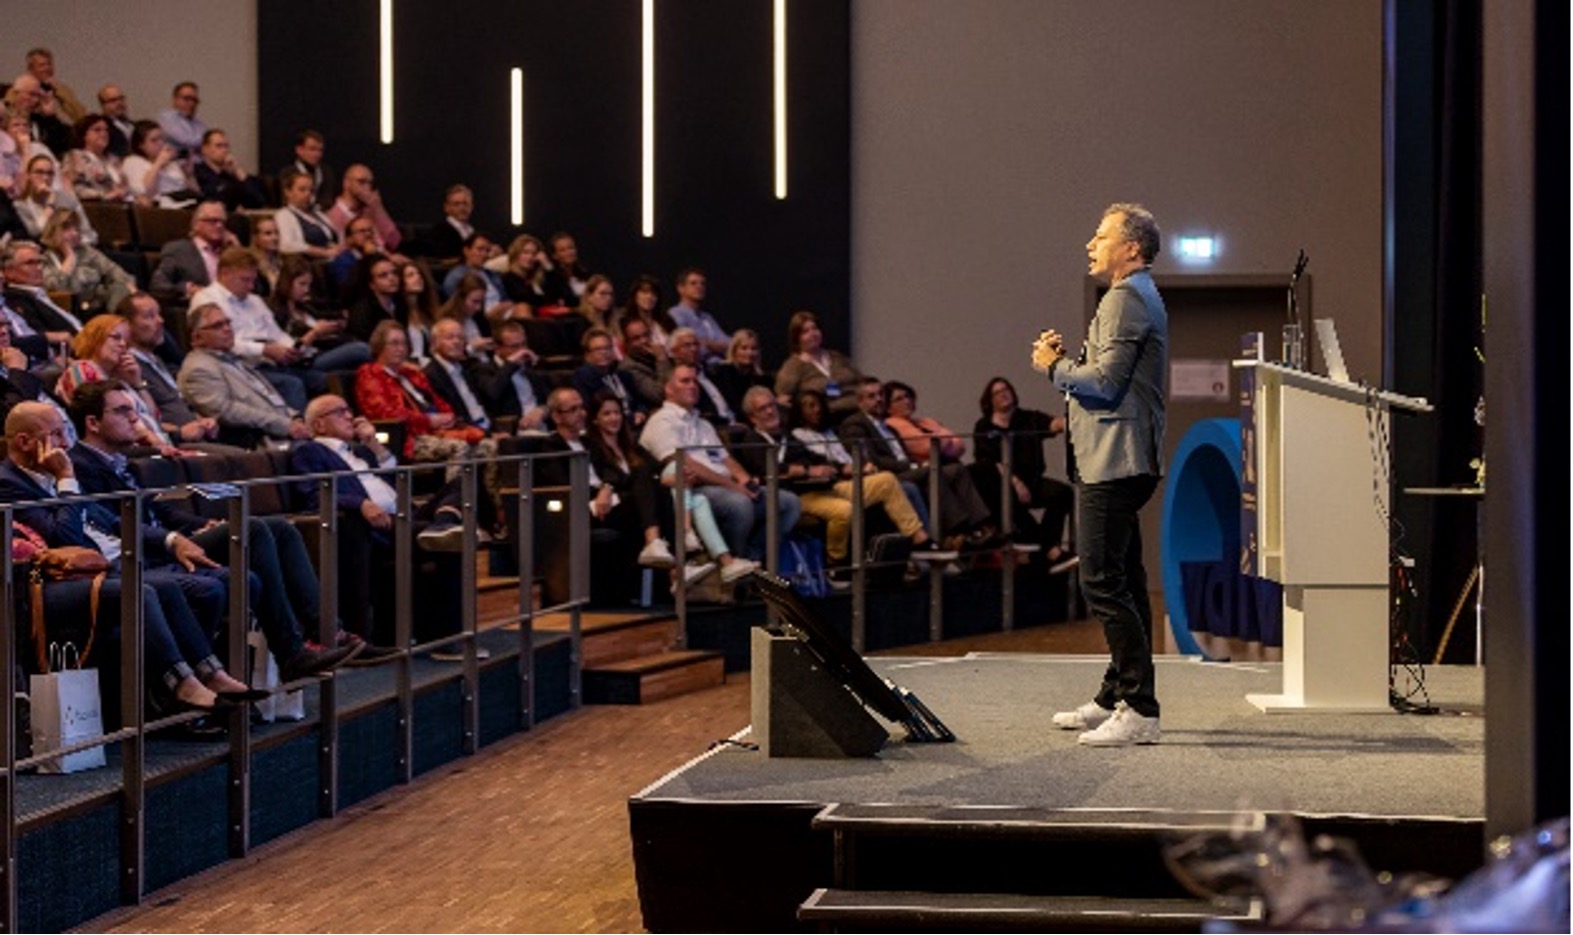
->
[1077,473,1160,718]
[192,515,321,657]
[698,485,802,561]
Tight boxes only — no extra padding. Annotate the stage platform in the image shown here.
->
[630,653,1486,932]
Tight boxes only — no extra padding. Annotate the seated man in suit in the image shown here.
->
[424,184,477,260]
[837,376,997,547]
[2,239,83,348]
[66,380,373,677]
[189,247,315,410]
[118,291,224,446]
[192,129,266,212]
[572,327,646,430]
[150,199,238,303]
[0,400,259,712]
[292,394,470,652]
[424,318,497,434]
[617,316,666,410]
[277,129,336,211]
[479,319,548,431]
[177,302,310,449]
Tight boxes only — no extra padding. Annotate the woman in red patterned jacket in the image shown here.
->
[354,319,488,468]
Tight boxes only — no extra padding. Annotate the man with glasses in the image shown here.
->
[117,292,223,445]
[572,327,646,429]
[2,240,83,345]
[190,248,316,410]
[177,302,308,449]
[158,81,207,163]
[193,129,267,212]
[326,164,402,253]
[151,199,238,303]
[292,394,470,650]
[98,85,136,157]
[4,73,73,156]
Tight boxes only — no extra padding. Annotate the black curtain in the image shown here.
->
[1391,0,1482,664]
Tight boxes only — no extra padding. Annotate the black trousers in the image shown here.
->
[1077,474,1160,718]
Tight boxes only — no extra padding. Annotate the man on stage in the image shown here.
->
[1032,203,1168,746]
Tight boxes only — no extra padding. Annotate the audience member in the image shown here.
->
[972,375,1075,563]
[737,386,949,568]
[326,163,401,252]
[396,259,441,362]
[266,254,369,372]
[479,319,547,430]
[6,74,73,157]
[437,271,496,358]
[667,267,729,362]
[345,253,402,341]
[247,214,284,296]
[837,376,996,546]
[157,81,207,162]
[440,234,509,313]
[616,316,665,409]
[119,292,222,445]
[97,85,135,157]
[640,362,800,565]
[274,166,342,259]
[883,380,966,465]
[711,328,772,421]
[426,183,477,259]
[150,199,236,302]
[193,129,266,211]
[65,380,370,677]
[573,326,645,428]
[293,394,470,647]
[177,301,309,448]
[575,275,617,334]
[355,320,490,465]
[774,309,862,424]
[791,386,931,530]
[327,216,381,292]
[278,129,335,210]
[25,48,87,125]
[61,115,129,201]
[0,401,249,714]
[0,317,54,418]
[621,274,674,353]
[3,239,83,344]
[39,206,135,316]
[188,247,315,408]
[1,110,36,196]
[424,318,499,434]
[14,154,98,245]
[123,120,196,206]
[544,231,591,301]
[497,234,569,314]
[53,315,176,451]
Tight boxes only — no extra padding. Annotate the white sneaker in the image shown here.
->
[719,557,760,584]
[684,529,703,553]
[1052,700,1114,731]
[1077,702,1160,746]
[638,538,677,569]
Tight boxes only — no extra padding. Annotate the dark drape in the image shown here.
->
[1391,0,1482,664]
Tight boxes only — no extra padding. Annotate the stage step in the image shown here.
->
[533,612,681,668]
[813,804,1260,903]
[582,650,726,705]
[798,888,1261,933]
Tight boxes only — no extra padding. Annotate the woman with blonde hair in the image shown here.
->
[438,271,494,357]
[39,206,135,317]
[498,233,569,314]
[710,328,772,421]
[575,274,617,335]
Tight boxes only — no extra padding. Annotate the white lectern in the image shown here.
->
[1233,361,1431,713]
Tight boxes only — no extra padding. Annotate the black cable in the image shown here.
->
[708,738,758,752]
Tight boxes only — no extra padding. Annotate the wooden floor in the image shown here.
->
[81,618,1110,934]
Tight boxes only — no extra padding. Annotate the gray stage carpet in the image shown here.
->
[645,654,1483,821]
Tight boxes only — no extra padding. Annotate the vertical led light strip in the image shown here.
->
[773,0,787,199]
[510,68,524,225]
[379,0,394,143]
[641,0,655,237]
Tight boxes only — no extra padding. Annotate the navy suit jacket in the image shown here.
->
[291,440,386,513]
[68,443,205,533]
[423,358,492,427]
[0,459,172,562]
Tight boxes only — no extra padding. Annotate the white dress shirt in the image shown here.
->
[191,281,293,361]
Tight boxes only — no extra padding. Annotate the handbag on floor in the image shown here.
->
[30,643,107,775]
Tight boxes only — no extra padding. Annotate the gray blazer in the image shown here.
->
[149,239,211,303]
[1049,269,1167,484]
[177,348,295,440]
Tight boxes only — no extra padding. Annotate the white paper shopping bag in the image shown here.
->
[29,644,107,774]
[248,630,305,722]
